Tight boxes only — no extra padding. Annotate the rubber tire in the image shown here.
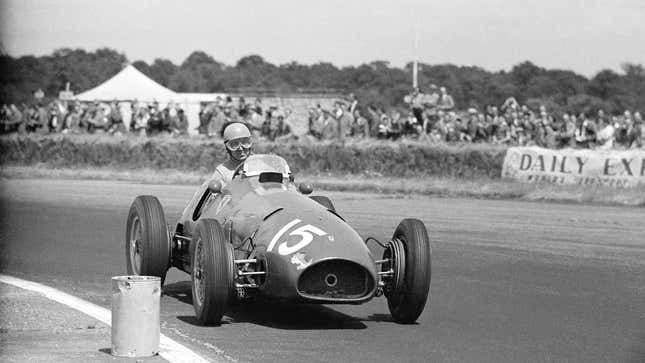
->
[125,195,170,285]
[310,195,336,212]
[386,218,431,324]
[190,219,235,326]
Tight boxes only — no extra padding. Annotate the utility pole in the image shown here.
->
[412,21,419,89]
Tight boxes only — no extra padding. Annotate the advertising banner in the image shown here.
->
[502,147,645,188]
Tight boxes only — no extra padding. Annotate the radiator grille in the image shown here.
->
[297,260,373,299]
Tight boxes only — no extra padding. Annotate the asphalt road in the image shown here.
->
[1,179,644,363]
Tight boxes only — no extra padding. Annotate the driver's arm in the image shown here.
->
[212,164,235,185]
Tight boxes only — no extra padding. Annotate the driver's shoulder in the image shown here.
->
[213,160,239,183]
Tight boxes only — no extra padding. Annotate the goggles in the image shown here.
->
[226,137,252,151]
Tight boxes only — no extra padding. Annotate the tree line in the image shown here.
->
[1,47,643,114]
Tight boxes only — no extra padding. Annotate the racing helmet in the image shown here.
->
[223,122,251,142]
[222,122,252,161]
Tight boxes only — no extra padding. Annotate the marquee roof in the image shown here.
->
[75,65,179,102]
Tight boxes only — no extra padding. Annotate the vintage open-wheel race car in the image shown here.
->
[125,154,431,325]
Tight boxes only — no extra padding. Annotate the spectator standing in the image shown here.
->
[334,102,353,140]
[319,110,339,140]
[347,93,358,114]
[432,111,448,140]
[460,108,476,142]
[437,87,455,111]
[614,110,633,148]
[24,105,40,132]
[574,113,596,148]
[254,98,263,115]
[146,104,163,135]
[404,87,425,126]
[533,118,556,148]
[596,109,607,127]
[632,112,645,148]
[555,113,576,148]
[170,108,189,136]
[352,109,370,138]
[47,102,61,133]
[161,107,171,133]
[270,112,294,141]
[237,97,248,118]
[107,101,125,135]
[492,118,511,144]
[223,104,239,124]
[422,85,440,129]
[7,104,23,133]
[246,107,265,136]
[62,103,81,134]
[88,103,109,133]
[596,117,615,149]
[198,103,213,135]
[131,105,149,136]
[306,107,323,140]
[473,113,489,142]
[510,114,527,145]
[618,111,640,149]
[365,105,382,137]
[208,105,227,138]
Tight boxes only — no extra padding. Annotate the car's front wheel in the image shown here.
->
[383,218,431,324]
[125,196,170,285]
[190,219,235,326]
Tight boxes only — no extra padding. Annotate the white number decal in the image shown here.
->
[278,224,326,255]
[267,219,327,255]
[267,219,301,252]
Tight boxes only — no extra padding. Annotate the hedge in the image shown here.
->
[0,135,508,179]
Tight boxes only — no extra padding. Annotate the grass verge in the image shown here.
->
[1,164,643,207]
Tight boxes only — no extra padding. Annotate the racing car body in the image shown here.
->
[126,154,431,325]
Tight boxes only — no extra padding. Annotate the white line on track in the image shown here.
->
[0,274,221,363]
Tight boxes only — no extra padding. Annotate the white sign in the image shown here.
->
[59,90,74,100]
[502,146,645,188]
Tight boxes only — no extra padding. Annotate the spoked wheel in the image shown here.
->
[382,218,431,324]
[128,215,143,274]
[125,196,170,285]
[191,219,235,326]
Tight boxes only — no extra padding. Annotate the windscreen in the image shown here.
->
[242,154,291,177]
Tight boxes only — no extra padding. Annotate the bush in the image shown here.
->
[0,135,507,179]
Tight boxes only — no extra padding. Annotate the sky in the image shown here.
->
[1,0,644,77]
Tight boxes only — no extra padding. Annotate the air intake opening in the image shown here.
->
[259,172,284,183]
[297,260,374,299]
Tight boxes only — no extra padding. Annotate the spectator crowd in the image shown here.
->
[197,96,295,141]
[375,86,645,150]
[2,86,644,150]
[0,100,189,136]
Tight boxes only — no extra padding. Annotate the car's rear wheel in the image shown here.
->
[310,195,336,212]
[125,196,170,285]
[191,219,235,326]
[383,218,431,324]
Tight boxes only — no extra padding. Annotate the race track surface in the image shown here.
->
[1,179,644,363]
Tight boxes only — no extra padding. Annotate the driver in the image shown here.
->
[212,122,253,185]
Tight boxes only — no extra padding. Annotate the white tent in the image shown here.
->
[75,65,179,103]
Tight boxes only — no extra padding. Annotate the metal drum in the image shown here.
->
[111,276,160,357]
